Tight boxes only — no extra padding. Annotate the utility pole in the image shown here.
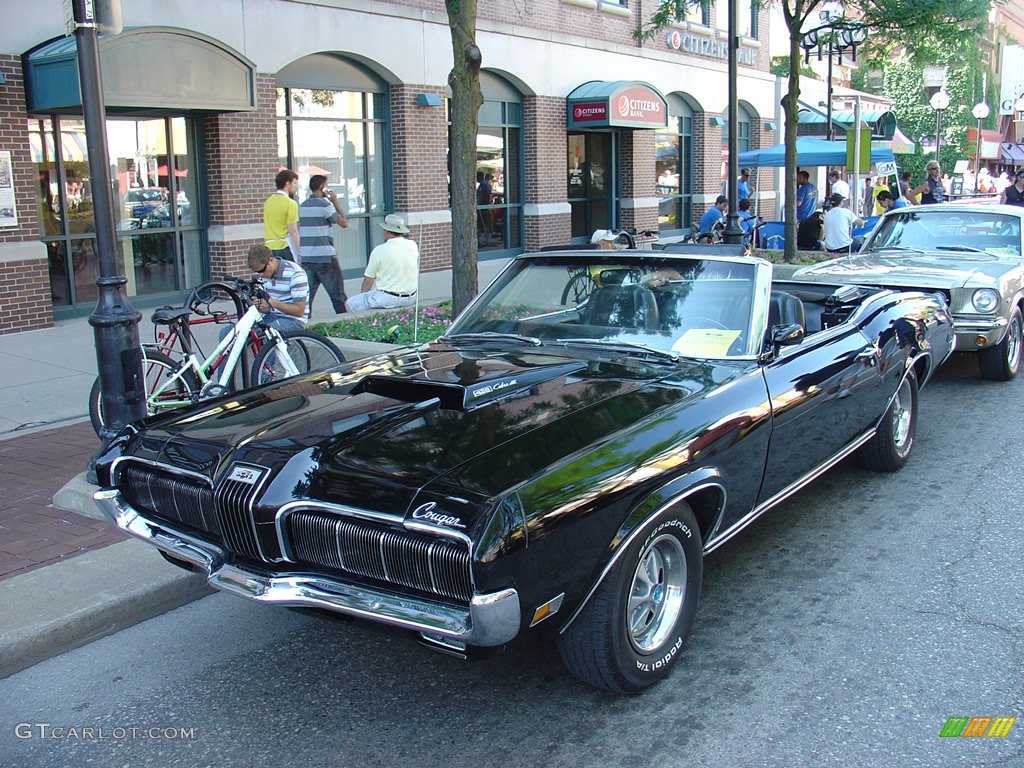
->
[70,0,146,445]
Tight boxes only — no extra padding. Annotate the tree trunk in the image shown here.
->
[446,0,483,315]
[782,3,804,263]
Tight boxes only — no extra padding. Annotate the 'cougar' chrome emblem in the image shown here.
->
[411,501,466,529]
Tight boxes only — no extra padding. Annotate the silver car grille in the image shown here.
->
[120,462,266,561]
[122,464,220,537]
[288,510,473,602]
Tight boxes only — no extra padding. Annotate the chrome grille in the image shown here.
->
[213,466,265,561]
[121,464,219,536]
[288,511,473,602]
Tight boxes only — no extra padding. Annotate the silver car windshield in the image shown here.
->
[447,255,764,359]
[866,210,1022,256]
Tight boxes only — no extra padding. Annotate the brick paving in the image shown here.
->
[0,421,126,581]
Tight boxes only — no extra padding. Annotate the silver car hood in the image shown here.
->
[793,251,1016,289]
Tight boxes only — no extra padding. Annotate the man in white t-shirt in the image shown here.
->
[822,193,864,253]
[345,214,420,311]
[828,169,850,200]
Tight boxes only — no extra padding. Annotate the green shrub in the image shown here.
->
[311,302,454,344]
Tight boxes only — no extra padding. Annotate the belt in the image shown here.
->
[383,290,416,297]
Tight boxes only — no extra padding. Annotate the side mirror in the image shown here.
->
[771,323,805,348]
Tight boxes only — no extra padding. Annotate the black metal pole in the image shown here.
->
[722,0,743,244]
[975,117,983,193]
[935,110,942,170]
[72,0,145,446]
[825,46,834,143]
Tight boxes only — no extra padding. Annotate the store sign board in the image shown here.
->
[667,29,757,66]
[567,83,667,130]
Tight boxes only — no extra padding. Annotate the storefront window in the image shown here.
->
[476,99,523,255]
[656,109,693,234]
[277,87,390,273]
[30,115,202,313]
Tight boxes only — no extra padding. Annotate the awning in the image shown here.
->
[738,137,896,168]
[966,128,1005,160]
[22,27,256,114]
[28,130,87,163]
[797,107,898,140]
[876,127,915,155]
[567,81,668,130]
[1001,143,1024,163]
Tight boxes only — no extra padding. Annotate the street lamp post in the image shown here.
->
[930,90,950,171]
[972,101,990,193]
[1014,95,1024,145]
[800,16,867,143]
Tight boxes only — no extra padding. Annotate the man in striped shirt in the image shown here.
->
[299,175,349,314]
[247,244,309,332]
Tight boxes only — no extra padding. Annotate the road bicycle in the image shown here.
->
[558,228,658,305]
[88,276,345,435]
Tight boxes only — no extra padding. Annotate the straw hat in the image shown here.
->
[380,214,410,234]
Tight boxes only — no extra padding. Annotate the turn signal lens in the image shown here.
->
[976,336,988,346]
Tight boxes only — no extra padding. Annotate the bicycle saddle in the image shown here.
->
[151,306,191,325]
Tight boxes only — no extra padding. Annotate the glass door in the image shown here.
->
[568,131,616,240]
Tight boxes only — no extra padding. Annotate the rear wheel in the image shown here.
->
[250,330,345,386]
[88,349,198,436]
[978,306,1022,381]
[557,505,702,693]
[857,367,917,472]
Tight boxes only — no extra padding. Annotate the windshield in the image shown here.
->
[865,210,1022,256]
[447,254,764,358]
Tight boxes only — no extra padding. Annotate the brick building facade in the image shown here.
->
[0,0,779,334]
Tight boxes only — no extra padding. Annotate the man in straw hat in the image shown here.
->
[345,213,420,311]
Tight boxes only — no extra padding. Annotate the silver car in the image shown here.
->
[794,203,1024,381]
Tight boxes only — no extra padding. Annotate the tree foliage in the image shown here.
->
[638,0,993,259]
[446,0,483,315]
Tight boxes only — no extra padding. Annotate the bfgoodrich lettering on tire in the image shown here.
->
[557,504,702,693]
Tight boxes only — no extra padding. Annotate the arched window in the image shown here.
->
[656,96,694,234]
[276,54,390,275]
[475,72,524,257]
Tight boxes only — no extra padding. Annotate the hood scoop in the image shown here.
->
[352,361,588,411]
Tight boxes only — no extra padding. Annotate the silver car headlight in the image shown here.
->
[971,289,1000,313]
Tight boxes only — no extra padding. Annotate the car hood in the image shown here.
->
[793,250,1017,290]
[111,343,717,535]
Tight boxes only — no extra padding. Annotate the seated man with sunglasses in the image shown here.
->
[247,243,309,332]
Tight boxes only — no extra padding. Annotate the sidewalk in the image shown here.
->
[0,260,507,678]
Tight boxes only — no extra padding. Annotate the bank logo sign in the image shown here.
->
[940,716,1016,738]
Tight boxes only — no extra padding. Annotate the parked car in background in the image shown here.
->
[794,203,1024,380]
[123,187,166,219]
[94,249,953,693]
[142,201,192,228]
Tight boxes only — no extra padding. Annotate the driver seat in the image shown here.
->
[767,290,805,331]
[581,284,660,331]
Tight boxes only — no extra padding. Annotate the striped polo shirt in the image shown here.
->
[298,196,341,263]
[264,257,310,324]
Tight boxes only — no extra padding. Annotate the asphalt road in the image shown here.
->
[1,352,1022,768]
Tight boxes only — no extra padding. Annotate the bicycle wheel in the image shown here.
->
[88,350,199,436]
[561,270,594,306]
[250,330,346,386]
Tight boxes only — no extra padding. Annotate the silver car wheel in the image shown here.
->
[892,376,914,451]
[1005,312,1022,371]
[627,534,687,654]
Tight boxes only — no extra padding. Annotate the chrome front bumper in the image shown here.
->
[953,315,1007,351]
[94,489,521,647]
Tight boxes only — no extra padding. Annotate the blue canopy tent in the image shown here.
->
[738,137,896,168]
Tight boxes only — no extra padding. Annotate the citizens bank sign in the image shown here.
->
[667,30,757,66]
[567,81,668,130]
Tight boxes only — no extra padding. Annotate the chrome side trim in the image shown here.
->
[559,481,726,634]
[703,428,875,555]
[94,489,520,647]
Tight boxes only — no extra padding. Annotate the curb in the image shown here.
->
[0,538,211,679]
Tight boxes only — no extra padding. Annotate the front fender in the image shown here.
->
[556,468,726,636]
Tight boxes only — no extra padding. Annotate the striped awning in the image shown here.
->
[28,130,88,164]
[1001,143,1024,163]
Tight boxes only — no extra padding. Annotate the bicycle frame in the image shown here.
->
[147,307,300,411]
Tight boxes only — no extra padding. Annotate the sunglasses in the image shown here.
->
[256,259,274,275]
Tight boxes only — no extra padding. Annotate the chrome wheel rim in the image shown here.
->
[627,534,686,654]
[892,377,913,450]
[1006,314,1022,372]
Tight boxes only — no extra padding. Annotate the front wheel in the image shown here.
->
[857,367,918,472]
[250,330,345,386]
[88,349,198,436]
[978,306,1022,381]
[557,505,703,693]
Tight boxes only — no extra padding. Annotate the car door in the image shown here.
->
[757,324,883,504]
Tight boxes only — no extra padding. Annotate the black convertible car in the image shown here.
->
[94,250,954,693]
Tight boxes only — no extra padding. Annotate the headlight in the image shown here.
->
[971,289,1000,313]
